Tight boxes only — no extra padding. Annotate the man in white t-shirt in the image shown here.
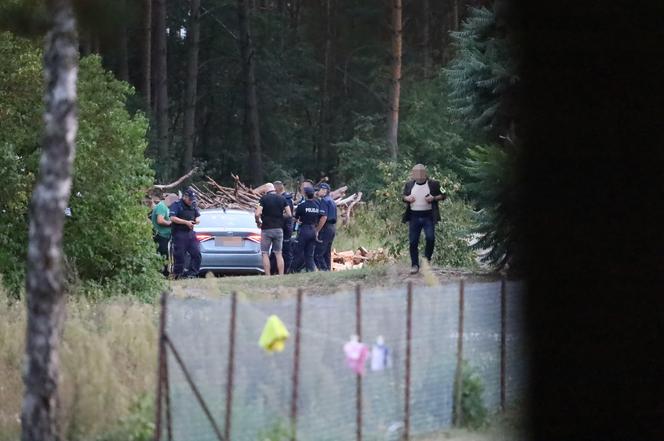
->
[401,164,447,274]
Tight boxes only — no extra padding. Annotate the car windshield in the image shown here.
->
[198,211,256,229]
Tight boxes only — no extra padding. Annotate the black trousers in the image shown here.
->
[154,234,170,276]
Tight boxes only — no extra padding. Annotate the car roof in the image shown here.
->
[200,208,253,216]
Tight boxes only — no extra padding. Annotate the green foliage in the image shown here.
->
[445,7,516,136]
[64,55,163,296]
[335,114,390,197]
[464,144,520,268]
[0,32,163,298]
[257,420,294,441]
[444,7,521,270]
[459,361,489,430]
[96,394,155,441]
[399,75,469,176]
[336,73,471,197]
[0,31,42,291]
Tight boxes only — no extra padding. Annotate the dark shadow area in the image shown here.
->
[510,0,664,439]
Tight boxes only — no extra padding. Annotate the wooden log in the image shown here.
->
[344,192,363,225]
[331,186,348,200]
[336,193,357,206]
[152,167,199,190]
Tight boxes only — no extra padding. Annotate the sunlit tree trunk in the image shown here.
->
[317,0,333,168]
[386,0,402,160]
[154,0,170,179]
[238,0,263,184]
[21,1,78,441]
[183,0,200,174]
[142,0,152,108]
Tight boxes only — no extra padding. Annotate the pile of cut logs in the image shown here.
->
[331,247,388,271]
[191,175,364,225]
[147,170,364,224]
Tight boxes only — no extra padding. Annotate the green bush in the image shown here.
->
[459,361,489,430]
[0,31,42,292]
[96,394,154,441]
[64,55,163,297]
[0,32,163,298]
[464,144,520,268]
[257,420,294,441]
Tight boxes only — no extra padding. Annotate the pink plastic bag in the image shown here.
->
[343,338,370,376]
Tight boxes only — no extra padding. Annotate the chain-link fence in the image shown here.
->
[155,280,527,441]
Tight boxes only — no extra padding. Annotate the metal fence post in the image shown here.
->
[500,278,507,412]
[453,279,465,427]
[224,292,238,441]
[290,289,304,441]
[154,292,168,441]
[355,284,363,441]
[404,282,413,441]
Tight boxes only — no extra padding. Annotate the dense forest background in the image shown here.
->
[0,0,518,293]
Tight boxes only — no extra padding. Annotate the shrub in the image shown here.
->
[0,32,163,298]
[64,55,163,297]
[0,31,42,292]
[460,361,489,430]
[464,144,520,269]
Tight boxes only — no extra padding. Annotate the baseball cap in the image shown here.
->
[183,187,197,200]
[304,186,315,196]
[318,183,331,191]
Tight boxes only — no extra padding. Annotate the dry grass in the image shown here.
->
[0,292,158,441]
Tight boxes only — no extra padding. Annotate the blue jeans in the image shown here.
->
[315,223,336,271]
[409,214,435,267]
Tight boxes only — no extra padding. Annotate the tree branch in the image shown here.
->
[152,167,199,190]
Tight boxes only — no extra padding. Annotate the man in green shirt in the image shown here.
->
[151,193,179,275]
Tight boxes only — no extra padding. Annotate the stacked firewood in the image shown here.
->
[190,174,364,225]
[331,247,389,271]
[190,174,264,211]
[148,170,364,224]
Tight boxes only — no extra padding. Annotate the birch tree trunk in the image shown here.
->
[154,0,170,180]
[183,0,201,174]
[238,0,263,185]
[142,0,152,108]
[21,1,78,440]
[386,0,402,161]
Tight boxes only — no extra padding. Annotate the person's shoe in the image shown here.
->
[410,265,420,275]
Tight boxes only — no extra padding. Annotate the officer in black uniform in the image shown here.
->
[169,187,201,278]
[290,179,317,273]
[294,186,323,272]
[314,182,337,271]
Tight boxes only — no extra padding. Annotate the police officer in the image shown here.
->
[294,186,323,272]
[314,183,337,271]
[169,187,202,278]
[290,179,317,273]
